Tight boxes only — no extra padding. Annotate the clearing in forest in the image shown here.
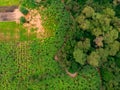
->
[0,0,47,41]
[0,8,46,41]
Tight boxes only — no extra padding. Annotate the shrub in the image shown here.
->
[20,16,26,24]
[20,6,29,15]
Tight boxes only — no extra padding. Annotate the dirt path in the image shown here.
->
[65,68,78,78]
[14,9,23,23]
[0,7,23,22]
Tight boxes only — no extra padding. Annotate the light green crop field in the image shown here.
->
[0,22,19,34]
[0,0,20,6]
[0,22,28,41]
[0,22,39,41]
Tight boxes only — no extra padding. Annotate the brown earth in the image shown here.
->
[24,9,45,38]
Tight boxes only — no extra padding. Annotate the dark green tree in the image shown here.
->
[20,6,29,15]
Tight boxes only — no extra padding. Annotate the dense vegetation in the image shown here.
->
[0,0,120,90]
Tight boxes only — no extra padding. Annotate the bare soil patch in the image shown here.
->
[14,9,24,23]
[24,9,45,38]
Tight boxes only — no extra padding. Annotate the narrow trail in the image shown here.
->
[65,68,78,78]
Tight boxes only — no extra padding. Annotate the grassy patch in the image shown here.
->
[0,0,20,6]
[0,22,19,40]
[0,22,19,34]
[0,22,28,41]
[0,21,46,41]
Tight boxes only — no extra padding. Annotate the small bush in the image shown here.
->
[20,6,29,15]
[20,16,26,24]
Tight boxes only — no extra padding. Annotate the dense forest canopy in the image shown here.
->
[0,0,120,90]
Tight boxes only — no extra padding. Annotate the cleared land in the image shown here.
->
[0,5,39,41]
[0,1,46,41]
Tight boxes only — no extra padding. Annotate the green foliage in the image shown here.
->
[0,41,101,90]
[21,0,38,9]
[75,38,91,52]
[82,6,95,18]
[93,0,113,7]
[0,0,120,90]
[115,4,120,18]
[103,8,115,17]
[96,48,109,63]
[100,68,114,82]
[41,0,71,36]
[73,38,91,65]
[30,65,101,90]
[104,29,118,44]
[20,6,29,15]
[39,0,73,69]
[75,6,120,67]
[87,51,100,67]
[115,52,120,68]
[0,0,19,6]
[0,22,30,41]
[20,16,26,24]
[73,49,86,65]
[106,41,120,56]
[100,57,120,90]
[76,15,90,30]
